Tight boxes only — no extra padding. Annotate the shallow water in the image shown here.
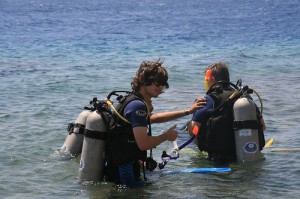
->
[1,0,300,198]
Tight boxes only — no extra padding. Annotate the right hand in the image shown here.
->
[188,97,206,114]
[164,125,178,141]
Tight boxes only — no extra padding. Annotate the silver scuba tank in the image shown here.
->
[61,110,92,156]
[78,110,109,182]
[233,97,260,162]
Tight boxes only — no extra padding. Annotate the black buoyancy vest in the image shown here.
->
[198,84,265,158]
[105,93,148,166]
[198,85,237,158]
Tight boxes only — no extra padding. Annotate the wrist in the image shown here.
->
[184,109,190,116]
[161,131,168,141]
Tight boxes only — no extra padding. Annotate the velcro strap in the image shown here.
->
[68,123,85,135]
[84,129,106,140]
[233,120,258,130]
[67,123,74,134]
[74,123,85,134]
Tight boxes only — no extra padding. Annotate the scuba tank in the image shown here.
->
[78,98,110,182]
[61,110,92,156]
[233,93,260,162]
[206,80,264,163]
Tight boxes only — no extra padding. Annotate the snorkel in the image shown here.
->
[158,125,199,170]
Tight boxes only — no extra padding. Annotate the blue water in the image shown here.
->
[1,0,300,198]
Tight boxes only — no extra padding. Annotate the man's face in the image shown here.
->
[147,82,166,98]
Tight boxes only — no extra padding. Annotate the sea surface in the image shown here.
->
[1,0,300,198]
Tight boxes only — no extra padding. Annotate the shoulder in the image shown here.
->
[192,94,214,122]
[125,99,146,111]
[205,94,214,102]
[124,99,147,118]
[124,99,148,127]
[203,94,214,108]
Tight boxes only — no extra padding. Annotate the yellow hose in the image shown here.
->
[106,100,130,124]
[106,98,151,124]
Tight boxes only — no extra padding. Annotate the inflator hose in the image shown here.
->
[106,100,130,124]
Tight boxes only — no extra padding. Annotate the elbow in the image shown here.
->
[139,146,148,151]
[150,114,165,123]
[136,142,149,151]
[138,145,148,151]
[150,115,158,123]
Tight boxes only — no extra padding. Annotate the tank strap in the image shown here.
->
[233,120,259,130]
[84,129,106,140]
[75,123,85,134]
[67,123,85,135]
[67,123,74,134]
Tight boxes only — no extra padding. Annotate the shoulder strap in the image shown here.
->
[208,90,238,116]
[107,91,151,125]
[208,82,252,116]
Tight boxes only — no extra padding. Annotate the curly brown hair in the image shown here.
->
[131,59,169,92]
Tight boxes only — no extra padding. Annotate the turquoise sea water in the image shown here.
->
[1,0,300,198]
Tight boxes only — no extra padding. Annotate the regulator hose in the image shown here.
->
[249,87,263,114]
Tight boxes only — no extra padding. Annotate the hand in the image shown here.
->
[188,97,206,114]
[164,125,178,141]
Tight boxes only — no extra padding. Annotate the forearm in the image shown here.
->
[133,126,177,151]
[150,97,206,123]
[134,129,168,151]
[150,110,189,123]
[141,134,168,151]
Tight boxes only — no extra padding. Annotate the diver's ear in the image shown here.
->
[209,75,216,85]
